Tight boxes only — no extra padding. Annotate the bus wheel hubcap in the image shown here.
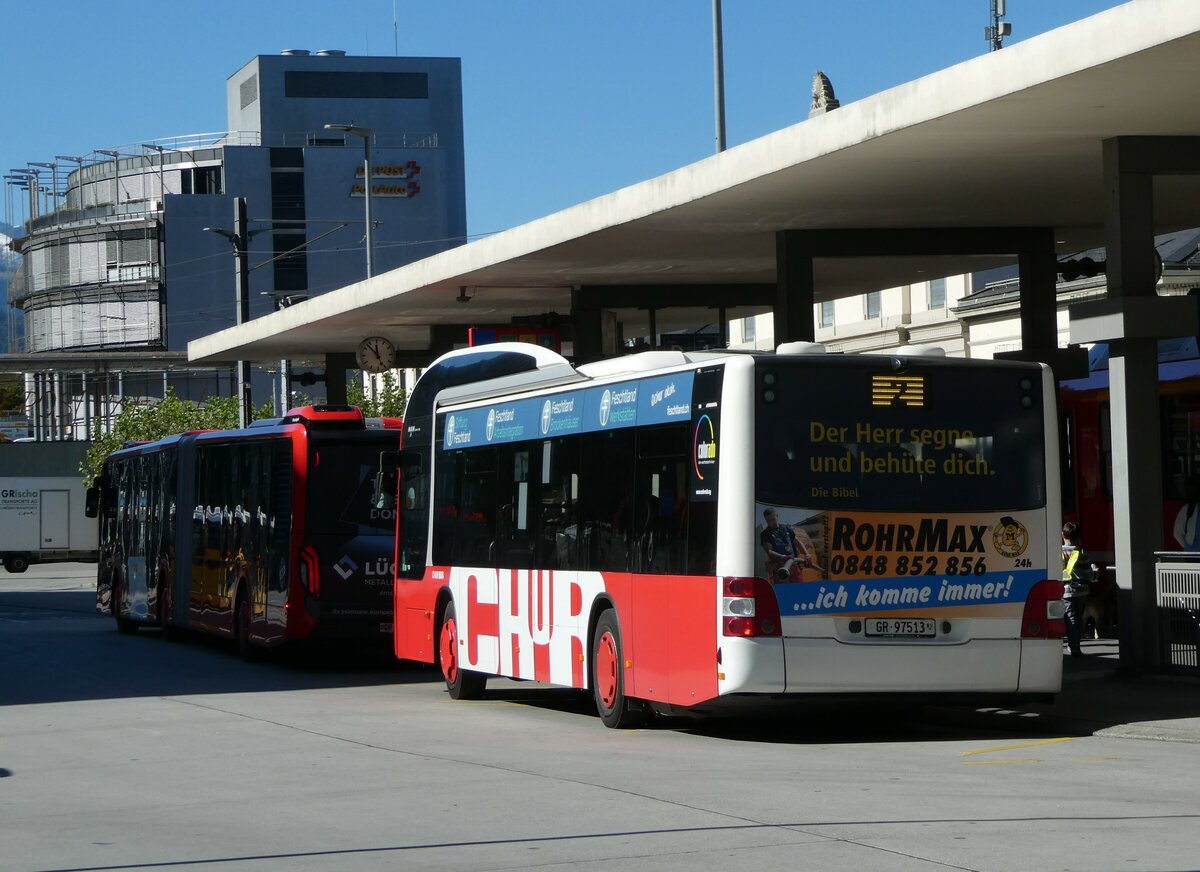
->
[440,618,458,683]
[597,631,618,708]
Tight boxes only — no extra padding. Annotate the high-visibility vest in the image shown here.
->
[1062,547,1084,581]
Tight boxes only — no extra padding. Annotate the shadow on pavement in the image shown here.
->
[0,588,439,707]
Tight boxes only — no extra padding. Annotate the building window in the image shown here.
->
[865,292,881,320]
[819,300,834,327]
[284,71,429,99]
[928,277,946,309]
[743,317,756,343]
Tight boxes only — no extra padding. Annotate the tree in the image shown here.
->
[81,390,272,487]
[0,374,22,412]
[346,371,407,419]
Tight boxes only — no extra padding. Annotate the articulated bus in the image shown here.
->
[390,344,1064,727]
[92,406,401,656]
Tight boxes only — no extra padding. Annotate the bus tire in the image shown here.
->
[5,553,30,574]
[591,609,644,729]
[236,593,259,662]
[113,575,138,634]
[158,591,177,642]
[438,601,486,700]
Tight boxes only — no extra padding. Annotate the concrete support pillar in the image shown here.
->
[1109,339,1162,670]
[1103,141,1162,672]
[774,230,815,344]
[324,352,355,406]
[1017,227,1060,354]
[570,288,617,364]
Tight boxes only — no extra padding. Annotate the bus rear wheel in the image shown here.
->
[236,594,259,662]
[113,576,138,634]
[592,609,644,729]
[438,601,486,700]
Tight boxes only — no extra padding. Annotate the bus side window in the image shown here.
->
[431,453,460,567]
[687,500,717,577]
[458,449,498,566]
[634,424,689,575]
[540,437,581,570]
[400,449,430,578]
[498,445,538,569]
[579,429,635,572]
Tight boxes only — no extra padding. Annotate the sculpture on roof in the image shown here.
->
[809,71,841,118]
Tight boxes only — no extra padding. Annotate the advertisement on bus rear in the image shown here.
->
[754,359,1049,618]
[755,503,1046,617]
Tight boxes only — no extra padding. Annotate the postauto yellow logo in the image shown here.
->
[871,374,925,407]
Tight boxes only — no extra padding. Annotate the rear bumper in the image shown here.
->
[716,635,1062,697]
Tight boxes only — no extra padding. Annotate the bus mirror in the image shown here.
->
[84,483,101,518]
[373,450,401,509]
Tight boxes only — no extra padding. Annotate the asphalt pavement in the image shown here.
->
[4,562,1199,743]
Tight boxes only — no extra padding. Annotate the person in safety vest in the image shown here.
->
[1061,521,1094,658]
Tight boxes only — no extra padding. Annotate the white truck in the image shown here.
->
[0,441,98,572]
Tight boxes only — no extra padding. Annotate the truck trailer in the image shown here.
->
[0,441,98,572]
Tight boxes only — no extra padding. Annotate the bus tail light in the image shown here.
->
[1021,579,1065,638]
[722,576,782,637]
[299,546,320,597]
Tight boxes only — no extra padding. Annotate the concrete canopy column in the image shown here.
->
[324,352,355,406]
[1016,227,1060,356]
[1070,136,1200,672]
[570,287,617,364]
[774,230,815,344]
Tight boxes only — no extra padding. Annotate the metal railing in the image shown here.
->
[1154,554,1200,674]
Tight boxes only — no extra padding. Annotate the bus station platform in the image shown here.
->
[988,640,1200,744]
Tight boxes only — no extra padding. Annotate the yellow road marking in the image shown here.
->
[961,737,1074,757]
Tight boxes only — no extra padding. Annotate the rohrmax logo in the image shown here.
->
[541,400,552,435]
[486,408,496,441]
[599,389,612,426]
[445,415,456,447]
[993,515,1029,558]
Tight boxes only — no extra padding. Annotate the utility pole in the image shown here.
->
[712,0,727,153]
[233,198,252,427]
[204,198,254,428]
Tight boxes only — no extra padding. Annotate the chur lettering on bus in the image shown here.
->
[449,566,605,687]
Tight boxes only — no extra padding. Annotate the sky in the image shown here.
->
[1,0,1128,240]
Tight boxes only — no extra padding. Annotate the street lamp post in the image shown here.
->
[712,0,727,153]
[96,149,122,208]
[29,162,59,212]
[141,144,167,210]
[204,197,254,428]
[55,156,87,208]
[324,123,375,278]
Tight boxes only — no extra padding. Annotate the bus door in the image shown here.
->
[173,438,197,628]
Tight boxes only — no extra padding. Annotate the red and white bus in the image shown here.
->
[93,406,401,656]
[391,345,1064,726]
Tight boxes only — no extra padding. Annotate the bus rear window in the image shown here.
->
[308,433,397,535]
[755,359,1046,511]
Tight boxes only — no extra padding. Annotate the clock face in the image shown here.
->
[356,336,396,373]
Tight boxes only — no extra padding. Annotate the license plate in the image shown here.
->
[865,617,935,638]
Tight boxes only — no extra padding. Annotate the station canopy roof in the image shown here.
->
[190,0,1200,365]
